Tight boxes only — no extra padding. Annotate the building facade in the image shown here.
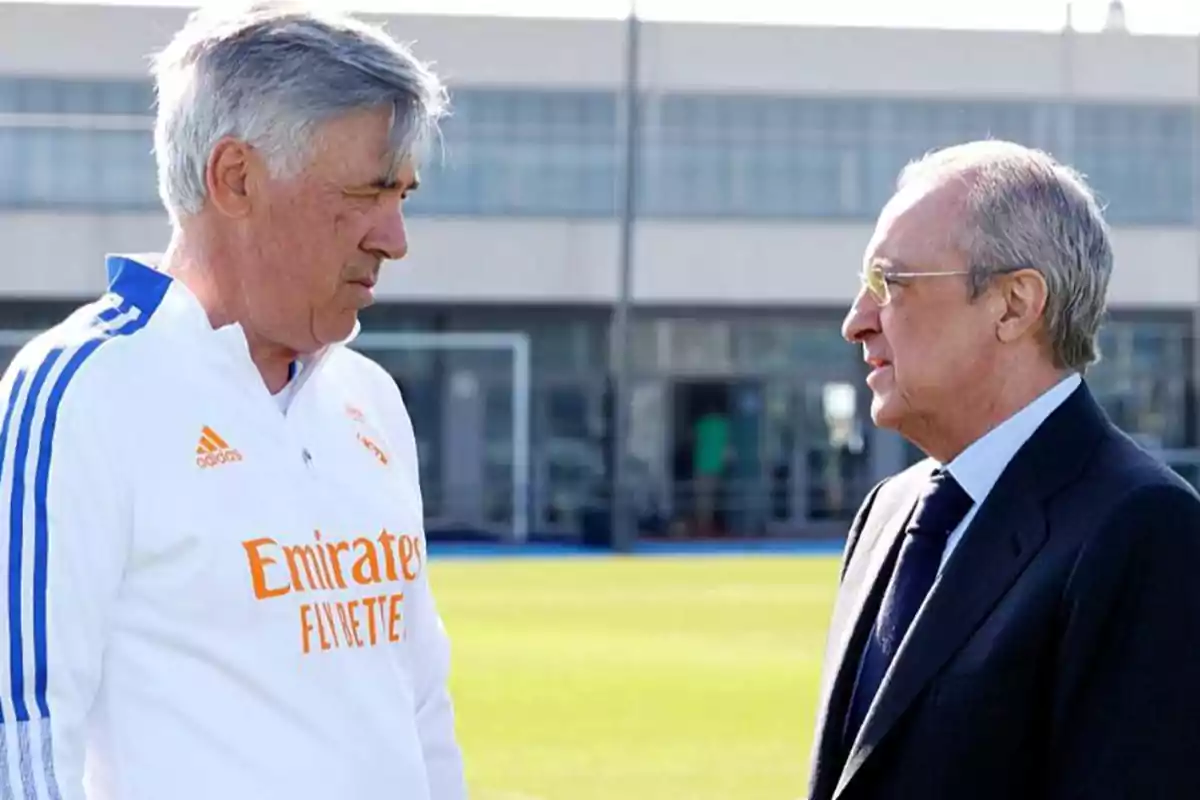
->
[1,3,1198,542]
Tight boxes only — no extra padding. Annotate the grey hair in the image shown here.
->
[897,140,1113,372]
[150,1,449,225]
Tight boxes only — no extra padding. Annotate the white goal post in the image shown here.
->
[351,331,532,544]
[0,328,533,544]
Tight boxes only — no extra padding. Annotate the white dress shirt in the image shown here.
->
[939,373,1083,571]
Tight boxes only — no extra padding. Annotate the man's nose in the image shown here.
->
[366,200,409,261]
[842,288,880,344]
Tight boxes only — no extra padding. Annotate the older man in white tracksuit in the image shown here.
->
[0,3,466,799]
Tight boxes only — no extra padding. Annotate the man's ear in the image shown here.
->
[995,269,1048,345]
[205,137,254,218]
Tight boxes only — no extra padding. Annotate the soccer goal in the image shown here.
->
[351,331,532,545]
[0,328,533,544]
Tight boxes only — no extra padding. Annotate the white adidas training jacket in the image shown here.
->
[0,255,467,800]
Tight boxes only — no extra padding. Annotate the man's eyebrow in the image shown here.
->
[369,175,420,193]
[869,257,909,272]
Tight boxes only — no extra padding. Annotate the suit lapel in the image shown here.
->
[833,383,1109,799]
[808,469,928,800]
[834,483,1047,796]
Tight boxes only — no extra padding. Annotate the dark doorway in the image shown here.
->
[671,380,741,537]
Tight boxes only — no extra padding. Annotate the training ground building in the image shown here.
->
[0,3,1198,544]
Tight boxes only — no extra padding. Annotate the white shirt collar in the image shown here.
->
[945,373,1082,504]
[108,252,360,368]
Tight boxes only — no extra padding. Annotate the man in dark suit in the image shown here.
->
[807,140,1200,800]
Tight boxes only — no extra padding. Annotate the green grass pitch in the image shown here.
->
[430,553,842,800]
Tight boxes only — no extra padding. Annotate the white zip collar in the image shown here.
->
[105,254,361,399]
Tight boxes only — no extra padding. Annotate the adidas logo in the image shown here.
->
[196,426,243,469]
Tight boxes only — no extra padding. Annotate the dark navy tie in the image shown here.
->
[844,468,973,748]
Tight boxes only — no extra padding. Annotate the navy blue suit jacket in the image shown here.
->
[808,383,1200,800]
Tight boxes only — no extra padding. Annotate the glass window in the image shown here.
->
[0,129,18,202]
[659,318,733,374]
[732,318,859,377]
[0,80,16,114]
[0,78,153,115]
[762,382,800,524]
[533,381,607,533]
[414,88,618,217]
[101,81,156,116]
[803,380,870,521]
[870,99,1038,213]
[357,347,445,516]
[0,80,1193,223]
[0,127,158,210]
[15,79,58,115]
[483,378,514,526]
[1072,103,1193,225]
[0,346,21,377]
[530,320,606,374]
[1088,319,1190,450]
[644,95,1041,220]
[626,317,665,373]
[626,379,669,522]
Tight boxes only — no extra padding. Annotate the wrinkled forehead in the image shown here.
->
[863,178,968,271]
[384,98,437,182]
[309,104,420,186]
[373,107,426,188]
[388,151,420,187]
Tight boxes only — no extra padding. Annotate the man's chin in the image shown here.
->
[314,311,360,349]
[869,393,902,430]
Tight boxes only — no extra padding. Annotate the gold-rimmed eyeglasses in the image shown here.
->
[860,263,970,306]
